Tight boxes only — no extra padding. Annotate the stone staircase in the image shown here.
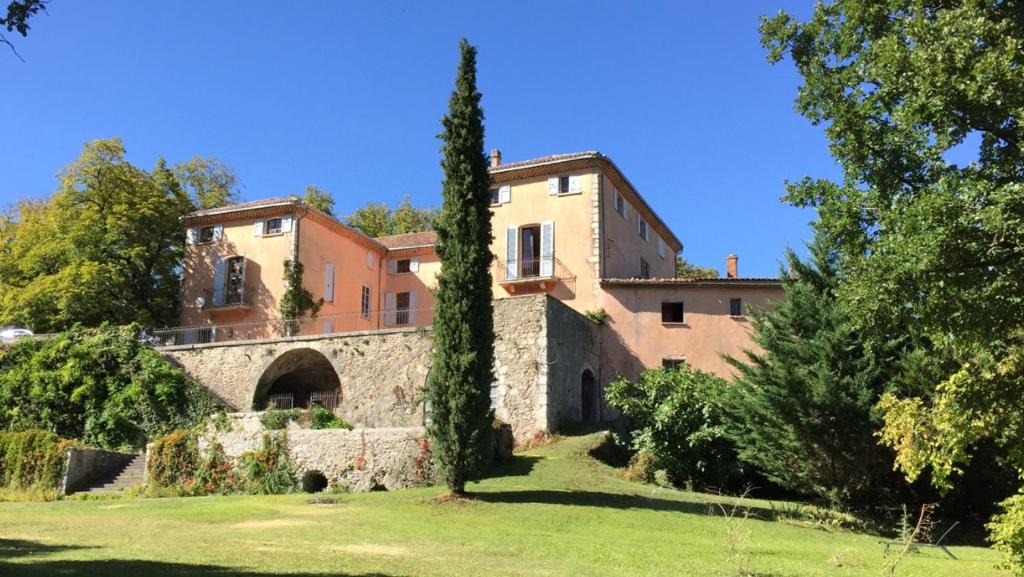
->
[82,454,146,493]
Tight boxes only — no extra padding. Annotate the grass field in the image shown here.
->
[0,433,1009,577]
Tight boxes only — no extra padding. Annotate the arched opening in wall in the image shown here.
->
[581,369,598,423]
[253,348,342,411]
[301,470,329,493]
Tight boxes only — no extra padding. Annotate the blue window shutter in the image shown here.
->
[212,258,226,305]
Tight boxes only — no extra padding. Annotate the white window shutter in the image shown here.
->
[324,263,335,302]
[499,185,511,204]
[657,237,665,257]
[186,228,198,245]
[409,291,418,324]
[281,216,293,233]
[547,177,559,196]
[624,203,629,219]
[367,252,375,269]
[322,319,334,334]
[213,224,223,242]
[384,292,396,325]
[387,258,397,275]
[212,258,226,305]
[568,175,581,193]
[253,221,263,237]
[540,221,554,277]
[636,213,641,234]
[409,257,419,272]
[505,225,518,280]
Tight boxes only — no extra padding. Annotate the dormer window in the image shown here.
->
[264,218,283,235]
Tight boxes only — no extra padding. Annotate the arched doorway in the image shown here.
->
[581,369,598,422]
[253,348,341,410]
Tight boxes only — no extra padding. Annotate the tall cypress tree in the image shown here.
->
[427,38,495,496]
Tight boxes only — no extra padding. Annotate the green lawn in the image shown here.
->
[0,433,1009,577]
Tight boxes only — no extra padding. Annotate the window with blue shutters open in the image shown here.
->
[187,224,223,245]
[253,216,293,237]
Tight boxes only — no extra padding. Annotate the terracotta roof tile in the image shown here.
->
[184,197,296,218]
[489,151,600,172]
[375,230,438,250]
[601,277,782,288]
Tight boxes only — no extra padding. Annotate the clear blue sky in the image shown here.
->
[3,1,837,278]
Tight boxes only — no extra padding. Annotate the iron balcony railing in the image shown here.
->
[495,255,575,283]
[151,307,434,346]
[204,285,252,308]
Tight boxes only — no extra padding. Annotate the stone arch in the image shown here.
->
[253,347,341,410]
[580,369,598,423]
[301,470,329,493]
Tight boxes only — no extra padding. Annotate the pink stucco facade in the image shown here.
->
[175,151,783,384]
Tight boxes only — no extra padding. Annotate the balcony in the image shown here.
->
[203,285,252,312]
[494,256,576,295]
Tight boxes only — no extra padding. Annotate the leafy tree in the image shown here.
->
[427,39,494,496]
[345,195,436,237]
[724,239,905,506]
[1,0,46,61]
[278,260,322,336]
[0,138,191,332]
[0,324,214,450]
[303,185,335,216]
[675,257,718,280]
[762,0,1024,561]
[606,365,737,489]
[172,156,240,209]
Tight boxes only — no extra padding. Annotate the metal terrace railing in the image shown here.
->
[151,307,434,347]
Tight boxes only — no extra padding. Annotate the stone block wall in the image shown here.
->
[59,447,135,495]
[207,427,428,492]
[162,295,597,444]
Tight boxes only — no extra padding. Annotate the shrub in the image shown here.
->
[146,430,201,490]
[0,430,78,490]
[310,405,352,430]
[583,308,608,325]
[239,432,295,494]
[623,451,658,483]
[0,324,215,451]
[990,492,1024,575]
[606,365,739,489]
[260,409,302,430]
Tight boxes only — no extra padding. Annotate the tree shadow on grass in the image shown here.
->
[481,455,540,479]
[0,539,410,577]
[0,538,96,559]
[474,489,781,520]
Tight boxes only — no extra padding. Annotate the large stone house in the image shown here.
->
[166,150,783,439]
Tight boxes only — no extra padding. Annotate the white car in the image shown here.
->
[0,327,34,341]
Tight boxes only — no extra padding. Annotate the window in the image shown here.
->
[549,175,581,195]
[361,285,371,318]
[640,258,650,279]
[614,189,626,218]
[730,298,743,317]
[223,256,245,305]
[199,226,216,244]
[662,301,684,323]
[396,259,411,274]
[662,358,687,370]
[396,292,411,325]
[490,188,500,205]
[636,215,649,241]
[264,218,283,235]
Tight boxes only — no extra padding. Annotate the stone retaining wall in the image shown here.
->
[163,295,600,444]
[206,427,428,492]
[59,447,135,495]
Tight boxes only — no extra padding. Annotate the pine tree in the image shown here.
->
[723,236,904,506]
[427,39,495,496]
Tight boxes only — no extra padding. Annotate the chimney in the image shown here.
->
[726,254,738,279]
[490,148,502,169]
